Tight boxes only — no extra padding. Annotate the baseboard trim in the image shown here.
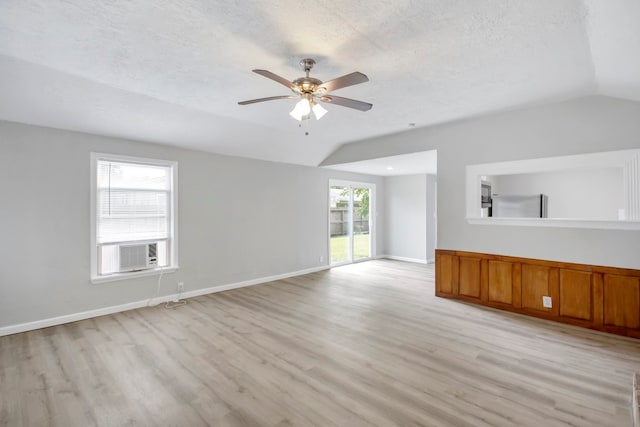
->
[0,265,330,337]
[633,373,639,427]
[381,255,428,264]
[177,265,329,300]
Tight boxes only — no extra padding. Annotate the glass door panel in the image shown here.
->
[330,185,351,264]
[352,187,371,260]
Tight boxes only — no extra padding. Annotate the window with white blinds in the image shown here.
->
[97,160,170,244]
[91,153,177,281]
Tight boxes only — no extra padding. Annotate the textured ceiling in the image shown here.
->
[1,1,639,166]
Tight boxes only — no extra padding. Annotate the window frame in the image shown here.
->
[90,152,178,283]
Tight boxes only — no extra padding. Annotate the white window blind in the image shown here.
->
[96,160,171,244]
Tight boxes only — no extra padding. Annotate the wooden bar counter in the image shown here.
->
[436,249,640,339]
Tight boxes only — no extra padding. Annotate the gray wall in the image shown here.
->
[384,175,427,262]
[324,95,640,269]
[426,174,437,262]
[382,174,437,263]
[0,121,385,328]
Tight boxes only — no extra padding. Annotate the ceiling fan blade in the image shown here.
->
[316,72,369,94]
[238,95,296,105]
[252,69,299,92]
[320,95,372,112]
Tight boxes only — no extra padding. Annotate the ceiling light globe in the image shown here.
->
[289,110,302,121]
[297,98,311,115]
[312,103,328,120]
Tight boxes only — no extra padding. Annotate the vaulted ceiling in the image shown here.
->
[1,1,639,166]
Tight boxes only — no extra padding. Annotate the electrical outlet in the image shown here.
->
[542,296,552,308]
[177,282,184,293]
[319,255,324,264]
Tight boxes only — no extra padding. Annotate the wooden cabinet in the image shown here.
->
[435,250,640,339]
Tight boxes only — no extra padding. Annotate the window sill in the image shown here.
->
[91,266,178,284]
[466,217,640,230]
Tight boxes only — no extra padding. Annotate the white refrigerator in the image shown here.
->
[491,194,548,218]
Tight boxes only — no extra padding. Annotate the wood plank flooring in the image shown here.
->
[2,260,640,426]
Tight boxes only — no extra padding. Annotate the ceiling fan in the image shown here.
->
[238,58,372,121]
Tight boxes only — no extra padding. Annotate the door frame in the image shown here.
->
[328,179,376,266]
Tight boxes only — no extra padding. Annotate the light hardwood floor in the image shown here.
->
[2,260,640,426]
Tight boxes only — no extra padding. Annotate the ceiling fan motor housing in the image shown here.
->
[293,59,322,93]
[292,76,322,94]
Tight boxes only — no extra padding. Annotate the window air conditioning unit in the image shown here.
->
[119,242,158,272]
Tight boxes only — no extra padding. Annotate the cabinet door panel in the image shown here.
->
[437,254,455,294]
[488,260,513,305]
[522,265,550,312]
[559,270,592,321]
[459,257,481,298]
[603,275,640,328]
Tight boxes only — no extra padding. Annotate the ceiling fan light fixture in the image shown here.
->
[312,102,328,120]
[289,98,311,121]
[239,58,371,121]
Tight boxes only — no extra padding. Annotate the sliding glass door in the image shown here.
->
[329,180,374,266]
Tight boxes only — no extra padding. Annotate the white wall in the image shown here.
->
[384,175,427,263]
[494,168,623,220]
[0,121,385,329]
[426,174,437,262]
[322,95,640,269]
